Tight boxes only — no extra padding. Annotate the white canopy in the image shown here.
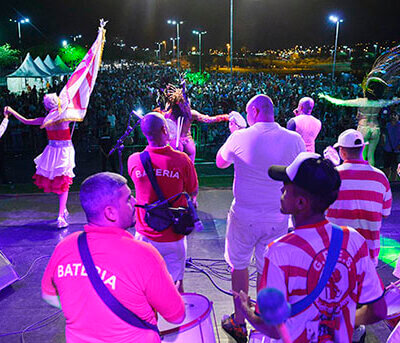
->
[7,53,52,94]
[44,55,69,76]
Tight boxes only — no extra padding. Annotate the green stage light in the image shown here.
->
[379,236,400,268]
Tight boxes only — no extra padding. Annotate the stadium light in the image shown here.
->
[329,15,343,80]
[167,19,184,70]
[9,17,30,45]
[192,30,207,73]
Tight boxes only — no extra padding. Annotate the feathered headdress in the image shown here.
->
[362,44,400,99]
[319,44,400,107]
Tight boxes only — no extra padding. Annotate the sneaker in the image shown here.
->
[352,325,366,343]
[221,314,247,343]
[57,216,69,229]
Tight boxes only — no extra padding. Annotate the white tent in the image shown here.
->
[7,53,52,94]
[44,55,69,76]
[34,56,53,86]
[54,55,72,74]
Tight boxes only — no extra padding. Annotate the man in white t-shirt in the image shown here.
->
[287,97,321,153]
[216,94,305,342]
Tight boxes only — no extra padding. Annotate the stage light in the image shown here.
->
[62,40,68,47]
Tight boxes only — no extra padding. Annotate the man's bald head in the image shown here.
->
[246,94,274,125]
[140,112,168,142]
[297,97,314,115]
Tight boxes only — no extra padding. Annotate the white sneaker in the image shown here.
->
[57,216,69,229]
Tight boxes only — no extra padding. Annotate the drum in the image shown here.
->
[158,293,216,343]
[385,281,400,330]
[249,330,271,343]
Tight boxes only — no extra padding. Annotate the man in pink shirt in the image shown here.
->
[128,112,198,293]
[287,97,322,153]
[41,172,185,343]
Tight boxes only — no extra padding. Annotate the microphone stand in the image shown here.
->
[109,111,141,175]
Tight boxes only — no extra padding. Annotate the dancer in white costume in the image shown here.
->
[4,95,75,228]
[4,20,106,228]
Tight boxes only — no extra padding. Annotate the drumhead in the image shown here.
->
[385,287,400,319]
[158,293,212,336]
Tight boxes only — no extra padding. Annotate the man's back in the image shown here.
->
[42,225,184,343]
[219,122,305,219]
[293,114,321,152]
[261,220,384,342]
[326,160,392,264]
[128,145,198,242]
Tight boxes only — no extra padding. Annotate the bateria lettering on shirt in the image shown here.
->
[135,169,180,179]
[57,263,116,290]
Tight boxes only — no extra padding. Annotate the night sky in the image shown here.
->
[1,0,400,52]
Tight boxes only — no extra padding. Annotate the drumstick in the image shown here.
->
[176,116,183,149]
[388,280,400,291]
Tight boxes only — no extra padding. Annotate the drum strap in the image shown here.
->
[290,224,343,317]
[77,232,160,333]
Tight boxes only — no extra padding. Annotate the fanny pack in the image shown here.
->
[136,151,196,236]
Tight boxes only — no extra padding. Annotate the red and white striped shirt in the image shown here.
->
[326,160,392,265]
[260,220,384,343]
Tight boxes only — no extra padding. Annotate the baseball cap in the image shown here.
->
[268,152,341,196]
[333,129,367,148]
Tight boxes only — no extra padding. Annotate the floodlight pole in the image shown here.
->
[17,22,22,44]
[230,0,233,75]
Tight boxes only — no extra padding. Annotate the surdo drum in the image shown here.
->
[158,293,217,342]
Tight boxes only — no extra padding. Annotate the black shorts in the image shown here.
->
[383,151,399,169]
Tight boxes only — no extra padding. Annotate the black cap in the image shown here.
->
[268,152,341,196]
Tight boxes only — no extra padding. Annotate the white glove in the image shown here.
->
[323,146,341,166]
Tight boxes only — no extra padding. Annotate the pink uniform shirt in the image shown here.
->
[293,114,321,153]
[42,224,185,343]
[128,145,198,242]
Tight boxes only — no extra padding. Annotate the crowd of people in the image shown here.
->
[0,63,370,161]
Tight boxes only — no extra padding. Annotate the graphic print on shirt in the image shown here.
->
[306,248,357,342]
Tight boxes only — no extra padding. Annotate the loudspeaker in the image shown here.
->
[0,251,19,291]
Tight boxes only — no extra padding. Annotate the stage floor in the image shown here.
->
[0,185,399,343]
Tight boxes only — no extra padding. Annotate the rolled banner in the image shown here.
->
[229,111,247,128]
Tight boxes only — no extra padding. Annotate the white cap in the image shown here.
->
[286,152,321,181]
[333,129,367,148]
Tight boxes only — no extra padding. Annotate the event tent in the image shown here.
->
[54,55,72,74]
[44,55,68,76]
[7,53,52,94]
[34,56,53,86]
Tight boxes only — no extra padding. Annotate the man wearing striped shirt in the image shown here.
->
[238,152,386,343]
[326,129,392,266]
